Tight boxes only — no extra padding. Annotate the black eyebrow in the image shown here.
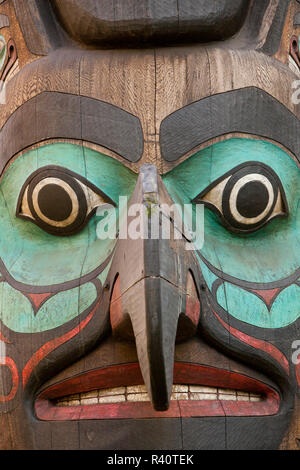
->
[160,87,300,162]
[0,91,143,173]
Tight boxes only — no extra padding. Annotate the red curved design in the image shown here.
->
[0,331,11,344]
[213,310,289,375]
[35,362,280,421]
[250,288,281,308]
[295,363,300,388]
[22,299,100,388]
[0,358,19,402]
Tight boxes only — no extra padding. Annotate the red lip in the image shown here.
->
[35,362,280,420]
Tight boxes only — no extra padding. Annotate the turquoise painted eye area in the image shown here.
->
[193,162,288,234]
[16,165,116,236]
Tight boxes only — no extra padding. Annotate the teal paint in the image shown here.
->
[0,143,137,287]
[199,259,218,292]
[163,138,300,284]
[217,282,300,328]
[97,258,113,286]
[163,137,300,329]
[0,281,97,333]
[0,35,7,71]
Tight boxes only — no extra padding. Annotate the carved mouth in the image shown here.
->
[54,384,263,406]
[35,363,279,420]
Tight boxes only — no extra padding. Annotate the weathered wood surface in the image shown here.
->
[0,0,299,451]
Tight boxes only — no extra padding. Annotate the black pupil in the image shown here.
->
[236,180,269,219]
[37,183,73,222]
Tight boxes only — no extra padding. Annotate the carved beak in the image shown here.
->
[109,165,201,411]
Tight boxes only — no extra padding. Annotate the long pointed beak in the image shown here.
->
[109,165,201,410]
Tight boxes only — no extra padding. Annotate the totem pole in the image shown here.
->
[0,0,299,450]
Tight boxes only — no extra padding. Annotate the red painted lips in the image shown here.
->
[35,362,280,420]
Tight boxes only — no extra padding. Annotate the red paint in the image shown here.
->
[26,292,53,310]
[186,272,201,325]
[213,310,289,375]
[0,331,11,344]
[36,398,276,421]
[22,300,100,388]
[35,362,280,421]
[0,357,18,402]
[250,288,281,308]
[37,363,144,400]
[174,363,273,393]
[186,296,201,325]
[110,276,123,330]
[295,362,300,388]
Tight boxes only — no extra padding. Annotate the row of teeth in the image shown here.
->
[55,385,263,406]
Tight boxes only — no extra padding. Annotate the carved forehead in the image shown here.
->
[0,0,298,174]
[1,44,299,174]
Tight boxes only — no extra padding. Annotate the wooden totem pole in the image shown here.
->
[0,0,299,450]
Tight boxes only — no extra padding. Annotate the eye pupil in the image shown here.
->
[236,181,269,219]
[195,161,288,234]
[25,169,87,235]
[37,183,73,222]
[17,165,114,236]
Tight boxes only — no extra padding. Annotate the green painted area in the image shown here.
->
[163,138,300,284]
[0,143,137,286]
[1,137,299,332]
[0,35,6,72]
[199,259,218,292]
[217,282,300,328]
[0,142,137,333]
[97,258,113,286]
[163,138,300,329]
[0,281,97,333]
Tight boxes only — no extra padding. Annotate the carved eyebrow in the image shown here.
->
[160,87,300,162]
[0,91,144,174]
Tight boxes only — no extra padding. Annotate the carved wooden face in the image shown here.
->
[0,0,300,450]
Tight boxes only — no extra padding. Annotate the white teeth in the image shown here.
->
[98,395,126,404]
[189,385,217,393]
[98,387,126,397]
[172,385,189,393]
[171,393,189,401]
[55,385,263,406]
[127,393,149,402]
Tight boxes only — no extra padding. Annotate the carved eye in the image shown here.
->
[192,162,289,233]
[16,166,116,236]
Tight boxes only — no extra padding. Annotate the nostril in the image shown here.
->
[176,313,198,343]
[186,271,201,323]
[109,275,134,341]
[176,271,201,343]
[109,275,122,331]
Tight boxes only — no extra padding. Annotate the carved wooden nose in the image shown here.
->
[108,165,201,411]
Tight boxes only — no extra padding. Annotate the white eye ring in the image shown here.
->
[17,165,117,236]
[229,174,274,225]
[31,177,79,228]
[193,161,289,234]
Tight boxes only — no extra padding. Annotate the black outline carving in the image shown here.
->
[160,87,300,163]
[196,249,300,291]
[0,92,144,175]
[192,161,289,234]
[16,165,117,236]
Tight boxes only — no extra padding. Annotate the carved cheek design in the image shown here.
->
[215,278,300,329]
[0,281,98,333]
[0,142,137,338]
[163,137,300,330]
